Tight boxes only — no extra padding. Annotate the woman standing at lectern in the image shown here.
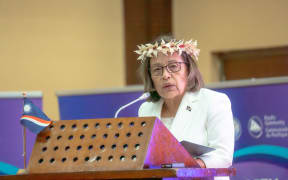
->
[136,35,234,173]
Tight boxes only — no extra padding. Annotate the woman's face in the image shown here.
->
[150,52,188,101]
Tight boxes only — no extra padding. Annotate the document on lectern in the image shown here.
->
[180,140,215,157]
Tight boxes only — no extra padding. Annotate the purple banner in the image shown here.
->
[0,98,41,169]
[234,161,287,179]
[215,84,288,179]
[58,82,288,179]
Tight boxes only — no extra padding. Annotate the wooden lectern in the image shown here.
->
[0,117,235,179]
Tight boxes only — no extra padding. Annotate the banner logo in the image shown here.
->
[248,116,264,139]
[234,117,242,141]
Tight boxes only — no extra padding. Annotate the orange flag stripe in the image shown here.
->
[21,115,51,125]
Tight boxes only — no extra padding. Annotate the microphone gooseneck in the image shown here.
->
[114,92,150,118]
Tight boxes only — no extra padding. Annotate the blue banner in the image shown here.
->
[58,81,288,179]
[0,94,42,172]
[216,84,288,179]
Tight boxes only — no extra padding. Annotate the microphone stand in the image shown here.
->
[114,92,150,118]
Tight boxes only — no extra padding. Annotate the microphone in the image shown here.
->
[114,92,150,118]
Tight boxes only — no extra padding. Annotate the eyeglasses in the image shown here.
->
[150,62,187,76]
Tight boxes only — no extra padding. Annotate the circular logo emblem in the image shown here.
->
[248,116,263,139]
[233,117,242,141]
[24,104,31,113]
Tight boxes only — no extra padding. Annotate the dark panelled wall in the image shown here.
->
[124,0,172,85]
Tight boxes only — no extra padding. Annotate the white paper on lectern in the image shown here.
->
[180,140,215,157]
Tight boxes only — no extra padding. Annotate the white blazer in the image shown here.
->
[138,88,234,169]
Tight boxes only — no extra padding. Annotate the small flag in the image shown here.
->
[20,97,51,134]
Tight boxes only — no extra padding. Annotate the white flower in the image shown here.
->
[135,39,200,63]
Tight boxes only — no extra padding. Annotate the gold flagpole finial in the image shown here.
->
[22,92,27,98]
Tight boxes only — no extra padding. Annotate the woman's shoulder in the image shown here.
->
[138,100,162,117]
[139,101,155,110]
[198,88,231,103]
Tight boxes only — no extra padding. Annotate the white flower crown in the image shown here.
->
[135,39,200,63]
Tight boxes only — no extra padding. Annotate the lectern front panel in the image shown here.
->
[28,117,155,173]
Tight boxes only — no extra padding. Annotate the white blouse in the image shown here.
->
[138,88,234,169]
[161,117,174,130]
[138,88,234,180]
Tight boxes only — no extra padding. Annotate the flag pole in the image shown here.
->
[22,92,27,170]
[23,126,27,169]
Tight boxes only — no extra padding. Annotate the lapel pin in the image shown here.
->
[186,106,192,111]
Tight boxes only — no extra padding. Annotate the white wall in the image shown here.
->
[0,0,125,119]
[173,0,288,82]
